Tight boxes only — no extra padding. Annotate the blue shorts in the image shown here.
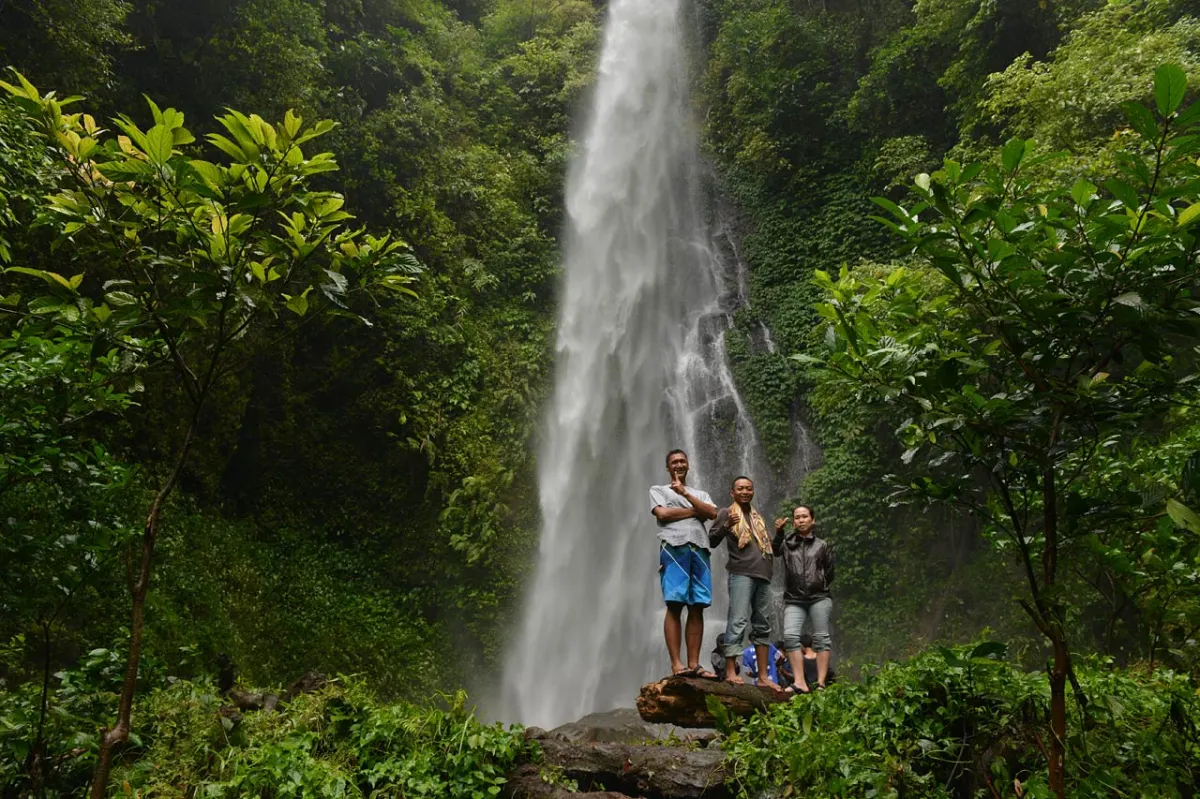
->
[659,543,712,607]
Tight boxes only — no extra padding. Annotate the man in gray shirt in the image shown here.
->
[650,449,718,678]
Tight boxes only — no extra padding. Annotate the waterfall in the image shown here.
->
[496,0,801,729]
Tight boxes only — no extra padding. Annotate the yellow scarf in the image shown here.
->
[730,505,772,555]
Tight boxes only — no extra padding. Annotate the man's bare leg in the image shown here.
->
[816,650,831,687]
[755,644,780,690]
[724,656,743,684]
[684,605,716,677]
[786,649,810,694]
[664,603,687,675]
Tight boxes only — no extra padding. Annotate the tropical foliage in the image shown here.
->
[720,642,1199,798]
[3,0,1200,796]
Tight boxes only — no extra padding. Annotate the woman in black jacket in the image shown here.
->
[772,505,835,693]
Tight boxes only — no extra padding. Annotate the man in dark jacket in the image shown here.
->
[772,505,834,692]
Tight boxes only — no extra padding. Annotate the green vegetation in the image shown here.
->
[698,0,1200,670]
[0,654,530,797]
[0,0,598,793]
[807,65,1200,791]
[3,0,1200,796]
[721,642,1199,798]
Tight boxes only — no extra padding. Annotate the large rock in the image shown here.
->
[549,708,663,744]
[636,676,788,728]
[505,764,630,799]
[511,735,730,799]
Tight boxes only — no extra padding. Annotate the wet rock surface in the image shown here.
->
[507,729,730,799]
[548,708,665,744]
[504,678,783,797]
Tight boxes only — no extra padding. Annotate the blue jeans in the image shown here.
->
[722,574,773,657]
[784,597,833,653]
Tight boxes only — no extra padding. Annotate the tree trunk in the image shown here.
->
[1048,634,1068,798]
[1042,463,1066,799]
[88,421,198,798]
[636,675,788,727]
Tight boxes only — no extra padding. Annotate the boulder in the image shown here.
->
[282,670,328,702]
[516,735,730,799]
[636,676,788,728]
[505,764,629,799]
[548,708,663,744]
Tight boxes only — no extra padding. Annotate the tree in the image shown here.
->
[0,0,132,95]
[0,72,419,796]
[803,65,1200,796]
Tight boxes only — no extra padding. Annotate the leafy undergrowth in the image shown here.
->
[1,669,530,798]
[114,681,528,798]
[718,642,1199,799]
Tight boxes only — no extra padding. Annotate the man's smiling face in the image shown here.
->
[667,452,689,481]
[731,478,754,506]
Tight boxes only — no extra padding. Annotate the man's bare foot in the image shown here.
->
[727,673,744,685]
[757,678,781,691]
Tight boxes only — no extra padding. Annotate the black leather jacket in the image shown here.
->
[772,530,834,602]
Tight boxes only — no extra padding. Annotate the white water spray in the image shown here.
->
[496,0,808,729]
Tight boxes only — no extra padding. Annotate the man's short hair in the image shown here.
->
[665,449,688,467]
[731,475,753,489]
[794,504,814,517]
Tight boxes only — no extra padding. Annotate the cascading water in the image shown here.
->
[496,0,811,729]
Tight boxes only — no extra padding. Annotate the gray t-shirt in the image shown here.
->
[649,484,714,549]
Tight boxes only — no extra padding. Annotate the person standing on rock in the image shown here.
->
[708,476,779,689]
[650,449,719,678]
[773,505,835,693]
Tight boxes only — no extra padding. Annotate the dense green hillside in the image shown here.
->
[698,0,1200,667]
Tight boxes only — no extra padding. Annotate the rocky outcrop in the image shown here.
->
[506,730,730,799]
[547,708,665,744]
[636,676,788,728]
[505,677,788,798]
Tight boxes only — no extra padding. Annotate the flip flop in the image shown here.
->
[688,666,718,679]
[785,684,811,695]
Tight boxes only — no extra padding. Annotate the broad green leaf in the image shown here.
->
[105,291,138,307]
[1177,99,1200,128]
[1167,498,1200,534]
[870,196,909,222]
[6,267,75,290]
[1155,64,1188,117]
[189,159,224,189]
[285,293,309,316]
[1178,202,1200,228]
[1001,138,1026,173]
[1070,179,1096,207]
[1104,178,1139,209]
[1121,102,1160,142]
[207,133,246,161]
